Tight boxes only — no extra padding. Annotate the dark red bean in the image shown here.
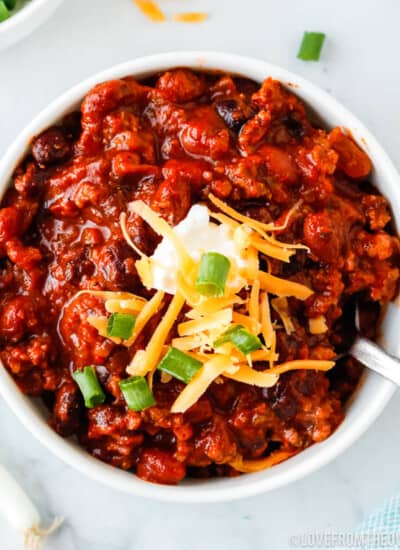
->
[215,99,252,132]
[32,127,71,167]
[93,242,139,290]
[62,111,82,140]
[283,114,306,139]
[52,380,82,437]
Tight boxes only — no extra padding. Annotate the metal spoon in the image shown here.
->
[349,301,400,386]
[351,336,400,386]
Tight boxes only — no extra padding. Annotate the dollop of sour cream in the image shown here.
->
[150,204,248,294]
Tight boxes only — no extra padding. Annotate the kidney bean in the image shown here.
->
[180,106,231,160]
[136,448,186,485]
[32,127,71,167]
[258,144,299,184]
[151,178,191,225]
[62,111,82,140]
[52,380,82,437]
[92,242,139,290]
[283,114,306,140]
[303,210,342,262]
[215,99,253,132]
[194,416,237,464]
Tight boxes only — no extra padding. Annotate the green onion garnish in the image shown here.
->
[195,252,231,297]
[106,312,136,339]
[119,376,156,411]
[0,1,10,22]
[214,324,262,355]
[4,0,16,9]
[297,32,326,61]
[72,366,106,408]
[157,347,202,384]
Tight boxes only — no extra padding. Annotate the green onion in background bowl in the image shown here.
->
[0,0,26,23]
[0,0,64,50]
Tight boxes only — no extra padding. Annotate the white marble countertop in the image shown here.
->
[1,0,400,548]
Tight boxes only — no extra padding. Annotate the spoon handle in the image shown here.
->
[351,336,400,386]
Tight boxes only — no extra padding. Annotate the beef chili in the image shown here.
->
[0,68,399,486]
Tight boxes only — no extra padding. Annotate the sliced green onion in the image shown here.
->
[119,376,156,411]
[157,347,202,384]
[106,312,136,339]
[297,32,326,61]
[72,366,106,408]
[4,0,16,9]
[214,324,262,355]
[0,1,10,22]
[195,252,231,297]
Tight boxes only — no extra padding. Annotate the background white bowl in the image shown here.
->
[0,0,64,50]
[0,51,398,503]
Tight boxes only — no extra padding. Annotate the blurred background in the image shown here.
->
[0,1,400,548]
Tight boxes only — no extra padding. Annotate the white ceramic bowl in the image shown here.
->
[0,51,399,502]
[0,0,64,50]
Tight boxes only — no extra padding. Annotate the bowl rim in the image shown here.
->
[0,50,397,502]
[0,0,55,32]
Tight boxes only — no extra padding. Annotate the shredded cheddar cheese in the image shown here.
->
[178,309,233,337]
[187,297,243,318]
[208,193,278,233]
[84,196,336,415]
[249,279,261,325]
[271,297,295,334]
[251,235,294,262]
[230,450,296,473]
[105,296,146,315]
[267,359,335,375]
[125,290,165,347]
[224,364,278,387]
[309,315,328,334]
[160,371,172,383]
[87,315,122,345]
[133,0,166,22]
[260,292,274,348]
[171,355,236,413]
[244,349,279,363]
[269,330,277,369]
[132,0,208,24]
[213,210,301,260]
[127,292,185,376]
[172,334,209,352]
[175,268,202,308]
[232,312,261,336]
[257,271,313,300]
[127,350,148,377]
[173,12,208,23]
[243,246,259,280]
[120,212,146,258]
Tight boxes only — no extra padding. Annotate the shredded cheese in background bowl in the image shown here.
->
[133,0,208,23]
[80,196,335,423]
